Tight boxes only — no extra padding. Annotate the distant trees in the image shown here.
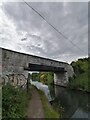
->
[31,73,39,81]
[39,72,54,84]
[31,72,54,85]
[71,57,88,75]
[39,72,47,84]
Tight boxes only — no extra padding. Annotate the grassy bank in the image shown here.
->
[68,71,89,92]
[2,84,31,119]
[38,89,59,118]
[68,57,89,92]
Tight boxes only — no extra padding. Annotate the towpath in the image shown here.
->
[27,87,44,118]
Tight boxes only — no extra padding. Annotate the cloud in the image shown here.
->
[0,2,88,63]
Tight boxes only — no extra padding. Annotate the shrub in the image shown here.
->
[2,84,28,118]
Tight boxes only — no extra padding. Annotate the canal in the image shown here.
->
[49,85,90,119]
[30,80,90,119]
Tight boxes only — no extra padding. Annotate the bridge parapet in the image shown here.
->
[1,48,74,75]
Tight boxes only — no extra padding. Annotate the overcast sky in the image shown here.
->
[0,2,88,63]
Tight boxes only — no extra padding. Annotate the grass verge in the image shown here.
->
[38,89,59,118]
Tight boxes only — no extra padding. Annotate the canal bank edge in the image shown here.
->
[33,86,59,118]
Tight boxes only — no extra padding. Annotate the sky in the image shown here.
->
[0,1,88,63]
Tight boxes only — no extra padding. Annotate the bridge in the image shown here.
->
[0,47,74,86]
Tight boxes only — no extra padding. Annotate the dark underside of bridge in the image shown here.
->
[24,63,66,72]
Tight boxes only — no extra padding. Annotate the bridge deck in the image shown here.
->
[24,63,66,72]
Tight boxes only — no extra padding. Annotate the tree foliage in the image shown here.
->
[68,57,89,92]
[71,57,88,75]
[39,72,54,85]
[31,72,54,85]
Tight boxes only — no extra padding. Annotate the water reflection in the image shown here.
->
[30,80,52,101]
[30,80,90,118]
[50,85,90,118]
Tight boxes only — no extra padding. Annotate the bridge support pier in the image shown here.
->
[54,72,68,87]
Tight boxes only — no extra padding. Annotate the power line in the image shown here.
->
[23,1,68,39]
[23,1,87,54]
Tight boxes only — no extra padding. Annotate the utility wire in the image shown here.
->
[23,1,87,54]
[23,0,68,39]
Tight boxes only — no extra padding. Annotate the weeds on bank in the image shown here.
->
[38,89,59,118]
[2,83,31,119]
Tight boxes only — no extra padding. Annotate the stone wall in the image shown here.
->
[54,72,68,86]
[2,74,27,87]
[0,48,2,84]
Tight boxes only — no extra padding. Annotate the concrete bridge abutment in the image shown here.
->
[54,72,68,86]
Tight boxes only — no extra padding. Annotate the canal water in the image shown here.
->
[30,80,90,119]
[49,85,90,119]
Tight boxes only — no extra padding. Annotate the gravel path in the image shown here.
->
[27,87,44,118]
